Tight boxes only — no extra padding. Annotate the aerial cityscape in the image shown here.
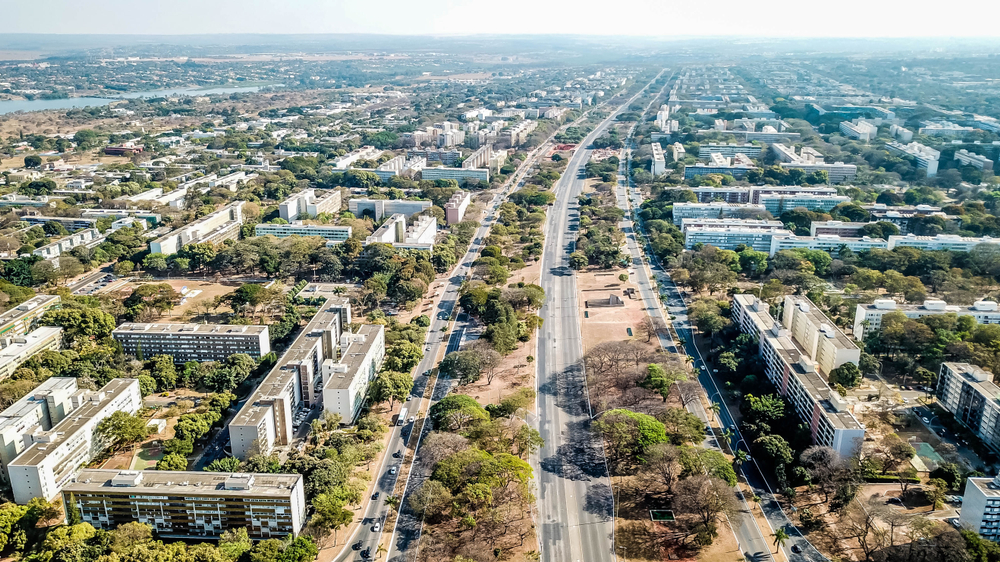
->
[2,6,1000,562]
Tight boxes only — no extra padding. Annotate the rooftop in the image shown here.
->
[324,325,384,390]
[0,296,60,328]
[66,469,301,498]
[113,323,269,336]
[943,362,1000,402]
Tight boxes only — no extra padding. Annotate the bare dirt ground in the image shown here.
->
[118,278,239,321]
[577,266,649,349]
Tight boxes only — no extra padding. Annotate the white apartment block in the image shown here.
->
[32,228,101,260]
[839,120,878,141]
[64,470,306,540]
[407,149,461,166]
[0,327,61,382]
[149,201,244,255]
[937,363,1000,453]
[230,294,351,459]
[348,198,432,221]
[445,191,471,225]
[508,120,538,145]
[750,186,840,204]
[421,166,490,184]
[810,220,869,237]
[685,187,751,203]
[680,218,784,233]
[278,189,342,222]
[365,213,437,251]
[671,143,686,162]
[697,143,764,159]
[331,146,382,169]
[919,121,974,137]
[671,202,768,226]
[0,377,78,484]
[758,193,850,215]
[0,295,61,343]
[685,226,793,253]
[81,209,161,226]
[463,145,493,170]
[8,378,142,504]
[254,223,353,244]
[650,143,666,176]
[769,234,887,257]
[886,142,939,177]
[732,295,864,457]
[853,299,1000,340]
[961,476,1000,540]
[683,153,757,179]
[770,144,857,183]
[888,233,1000,252]
[322,325,386,422]
[955,149,994,172]
[889,124,913,142]
[368,156,425,181]
[113,323,271,363]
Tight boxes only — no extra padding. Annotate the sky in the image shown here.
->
[8,0,1000,38]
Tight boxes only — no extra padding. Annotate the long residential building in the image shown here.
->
[444,191,471,225]
[149,202,244,255]
[229,291,351,459]
[885,142,939,177]
[322,325,386,422]
[758,193,850,215]
[671,202,768,226]
[888,233,1000,252]
[0,327,61,381]
[331,146,381,169]
[697,143,764,159]
[8,378,142,504]
[684,225,793,253]
[0,295,61,343]
[937,363,1000,453]
[955,149,994,172]
[853,299,1000,340]
[348,198,432,221]
[80,209,161,226]
[683,153,757,179]
[254,223,353,244]
[278,189,342,222]
[0,377,78,484]
[32,229,102,260]
[732,294,864,457]
[679,218,784,233]
[63,469,306,540]
[961,476,1000,541]
[650,143,666,175]
[113,323,271,363]
[21,216,96,231]
[420,166,489,184]
[365,213,437,250]
[770,144,857,183]
[839,120,878,141]
[769,234,888,256]
[810,220,869,237]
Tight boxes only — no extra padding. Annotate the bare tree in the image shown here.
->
[799,446,840,502]
[643,443,681,493]
[638,316,658,343]
[677,380,702,408]
[420,431,470,466]
[675,475,740,530]
[839,495,885,562]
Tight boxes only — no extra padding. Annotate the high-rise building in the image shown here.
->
[961,476,1000,540]
[0,295,61,344]
[322,325,386,422]
[937,363,1000,452]
[886,142,939,177]
[650,143,666,175]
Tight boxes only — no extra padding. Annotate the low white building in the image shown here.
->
[853,299,1000,340]
[365,213,437,251]
[278,190,342,222]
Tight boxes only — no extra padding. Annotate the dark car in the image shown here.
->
[361,547,371,558]
[352,541,363,550]
[791,545,801,553]
[371,492,380,501]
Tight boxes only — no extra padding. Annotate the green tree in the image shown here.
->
[312,493,353,545]
[369,371,415,409]
[429,394,489,432]
[438,350,483,384]
[41,308,117,341]
[155,453,189,471]
[594,409,668,473]
[926,478,949,510]
[642,363,687,402]
[772,529,790,553]
[829,362,862,389]
[96,411,151,453]
[204,456,242,472]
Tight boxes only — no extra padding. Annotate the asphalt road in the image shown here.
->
[534,74,663,562]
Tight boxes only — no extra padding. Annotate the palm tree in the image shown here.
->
[772,529,790,553]
[376,543,387,559]
[709,401,721,422]
[733,449,749,471]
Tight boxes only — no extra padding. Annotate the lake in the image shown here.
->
[0,85,271,115]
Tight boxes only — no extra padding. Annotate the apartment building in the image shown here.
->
[769,234,887,257]
[955,149,994,172]
[149,202,244,255]
[0,195,59,208]
[322,325,386,422]
[21,216,97,231]
[0,377,78,483]
[839,120,878,141]
[331,146,382,169]
[961,476,1000,540]
[113,323,271,363]
[365,213,437,251]
[407,149,461,166]
[0,327,61,381]
[680,218,784,233]
[889,124,913,142]
[0,295,61,343]
[770,144,857,183]
[278,189,342,222]
[885,142,940,177]
[33,229,102,260]
[888,233,1000,252]
[671,202,768,226]
[758,193,850,215]
[852,299,1000,340]
[683,187,751,203]
[683,153,757,179]
[650,143,666,175]
[671,143,686,162]
[254,223,352,244]
[63,469,306,540]
[731,295,864,457]
[229,293,351,459]
[445,191,471,225]
[810,220,869,237]
[508,120,537,145]
[420,166,490,184]
[684,225,793,253]
[81,209,161,226]
[8,378,142,504]
[937,362,1000,452]
[919,121,974,137]
[742,127,801,144]
[697,143,764,159]
[348,198,432,221]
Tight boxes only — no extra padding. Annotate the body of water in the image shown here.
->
[0,85,270,115]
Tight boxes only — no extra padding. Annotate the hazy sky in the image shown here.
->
[9,0,1000,37]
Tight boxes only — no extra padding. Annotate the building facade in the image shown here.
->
[63,470,306,540]
[937,363,1000,452]
[684,226,793,253]
[254,223,352,244]
[149,202,244,255]
[322,325,386,422]
[113,323,271,363]
[853,299,1000,340]
[671,202,768,226]
[0,296,61,343]
[961,477,1000,540]
[348,198,431,221]
[444,191,471,225]
[278,190,342,222]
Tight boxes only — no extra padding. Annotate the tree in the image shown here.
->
[204,456,242,472]
[675,474,740,530]
[593,408,668,473]
[438,350,483,384]
[641,363,686,402]
[96,411,151,453]
[41,307,117,341]
[429,394,489,432]
[312,493,353,544]
[643,443,681,492]
[926,478,949,511]
[752,434,793,467]
[569,252,588,270]
[638,316,658,343]
[113,260,135,277]
[772,529,790,553]
[369,371,414,409]
[829,362,862,389]
[23,155,42,168]
[156,453,189,471]
[799,446,841,502]
[408,479,454,520]
[657,407,706,445]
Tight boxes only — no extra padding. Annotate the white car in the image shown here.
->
[389,467,398,475]
[372,522,381,532]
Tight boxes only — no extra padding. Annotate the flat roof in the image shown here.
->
[0,295,60,328]
[113,323,268,336]
[0,377,76,431]
[66,469,301,498]
[324,325,383,390]
[944,363,1000,402]
[10,379,138,467]
[788,296,857,351]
